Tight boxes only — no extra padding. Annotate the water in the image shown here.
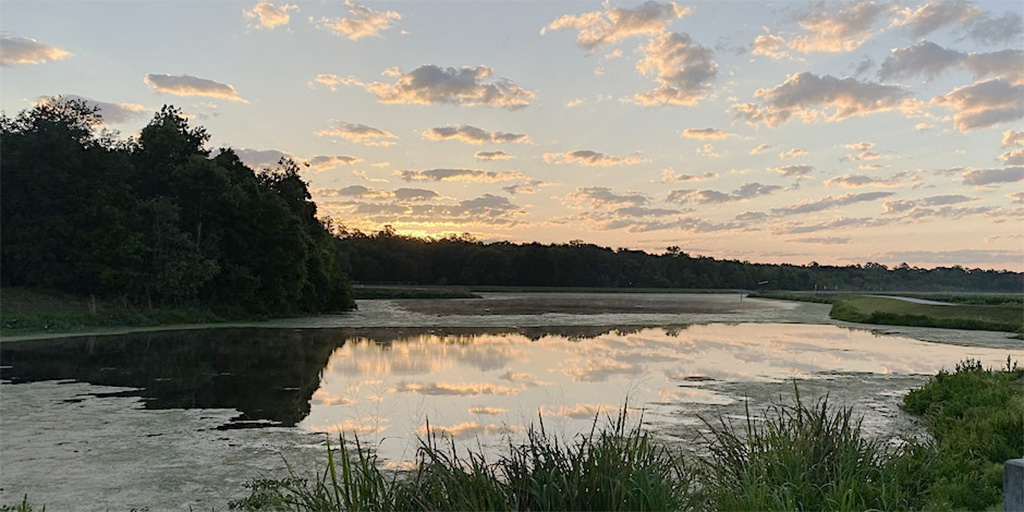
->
[1,294,1020,509]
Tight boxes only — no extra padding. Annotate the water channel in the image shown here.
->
[1,294,1020,509]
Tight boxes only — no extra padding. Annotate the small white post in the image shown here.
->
[1007,458,1024,512]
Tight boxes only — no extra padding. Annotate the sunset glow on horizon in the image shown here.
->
[2,0,1022,270]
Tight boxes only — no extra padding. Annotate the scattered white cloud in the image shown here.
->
[633,32,717,106]
[144,74,247,103]
[786,236,850,245]
[966,10,1024,45]
[243,2,297,30]
[566,98,585,108]
[771,191,895,216]
[787,2,891,53]
[1000,148,1024,166]
[564,186,649,208]
[34,95,147,124]
[824,174,904,187]
[395,169,530,183]
[932,78,1023,132]
[771,164,814,177]
[475,151,514,161]
[682,128,730,139]
[878,41,1023,84]
[0,34,71,66]
[316,122,397,146]
[962,166,1023,187]
[779,148,808,159]
[749,143,772,155]
[667,182,782,204]
[734,72,912,127]
[354,65,534,109]
[750,28,789,59]
[893,0,982,38]
[312,73,363,91]
[236,148,361,172]
[543,150,645,166]
[541,1,691,51]
[660,169,716,183]
[307,155,362,171]
[1002,130,1024,147]
[423,125,529,145]
[697,143,720,157]
[313,0,401,40]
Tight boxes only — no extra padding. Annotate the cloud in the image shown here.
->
[667,182,781,204]
[932,78,1023,132]
[779,148,807,159]
[395,169,529,183]
[0,34,71,66]
[893,0,982,38]
[34,95,147,124]
[423,125,529,145]
[237,149,362,172]
[749,143,772,154]
[503,184,536,195]
[883,195,977,216]
[564,186,649,208]
[633,32,717,106]
[475,151,514,161]
[697,143,720,157]
[787,2,891,53]
[313,0,401,40]
[824,174,904,187]
[1004,130,1024,147]
[1001,149,1024,166]
[394,381,519,397]
[867,249,1024,267]
[878,41,1024,84]
[660,169,716,183]
[786,236,850,245]
[682,128,730,139]
[357,65,534,109]
[962,166,1023,187]
[771,216,896,234]
[733,72,912,127]
[541,1,691,51]
[312,73,363,91]
[316,122,397,146]
[771,191,894,216]
[307,155,362,171]
[967,11,1024,45]
[543,150,645,166]
[565,98,584,108]
[394,188,442,201]
[143,74,247,103]
[1010,192,1024,203]
[329,193,524,227]
[750,28,789,59]
[771,164,813,177]
[243,2,297,30]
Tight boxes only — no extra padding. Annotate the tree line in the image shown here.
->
[2,98,1019,316]
[1,99,354,315]
[335,229,1023,293]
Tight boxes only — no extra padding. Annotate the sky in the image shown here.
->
[1,0,1022,271]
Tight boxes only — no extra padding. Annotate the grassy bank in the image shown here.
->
[831,295,1023,336]
[752,290,1023,336]
[230,359,1023,511]
[0,287,232,338]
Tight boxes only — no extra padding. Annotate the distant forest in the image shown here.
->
[1,99,354,315]
[1,100,1020,317]
[334,230,1022,293]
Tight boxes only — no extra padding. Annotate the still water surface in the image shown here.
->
[1,295,1020,509]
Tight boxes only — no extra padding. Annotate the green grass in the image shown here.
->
[830,295,1023,335]
[230,409,692,511]
[0,287,228,337]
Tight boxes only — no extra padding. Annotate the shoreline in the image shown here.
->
[2,293,1019,349]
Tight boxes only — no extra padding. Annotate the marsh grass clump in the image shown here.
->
[230,409,691,511]
[697,389,920,511]
[899,357,1024,510]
